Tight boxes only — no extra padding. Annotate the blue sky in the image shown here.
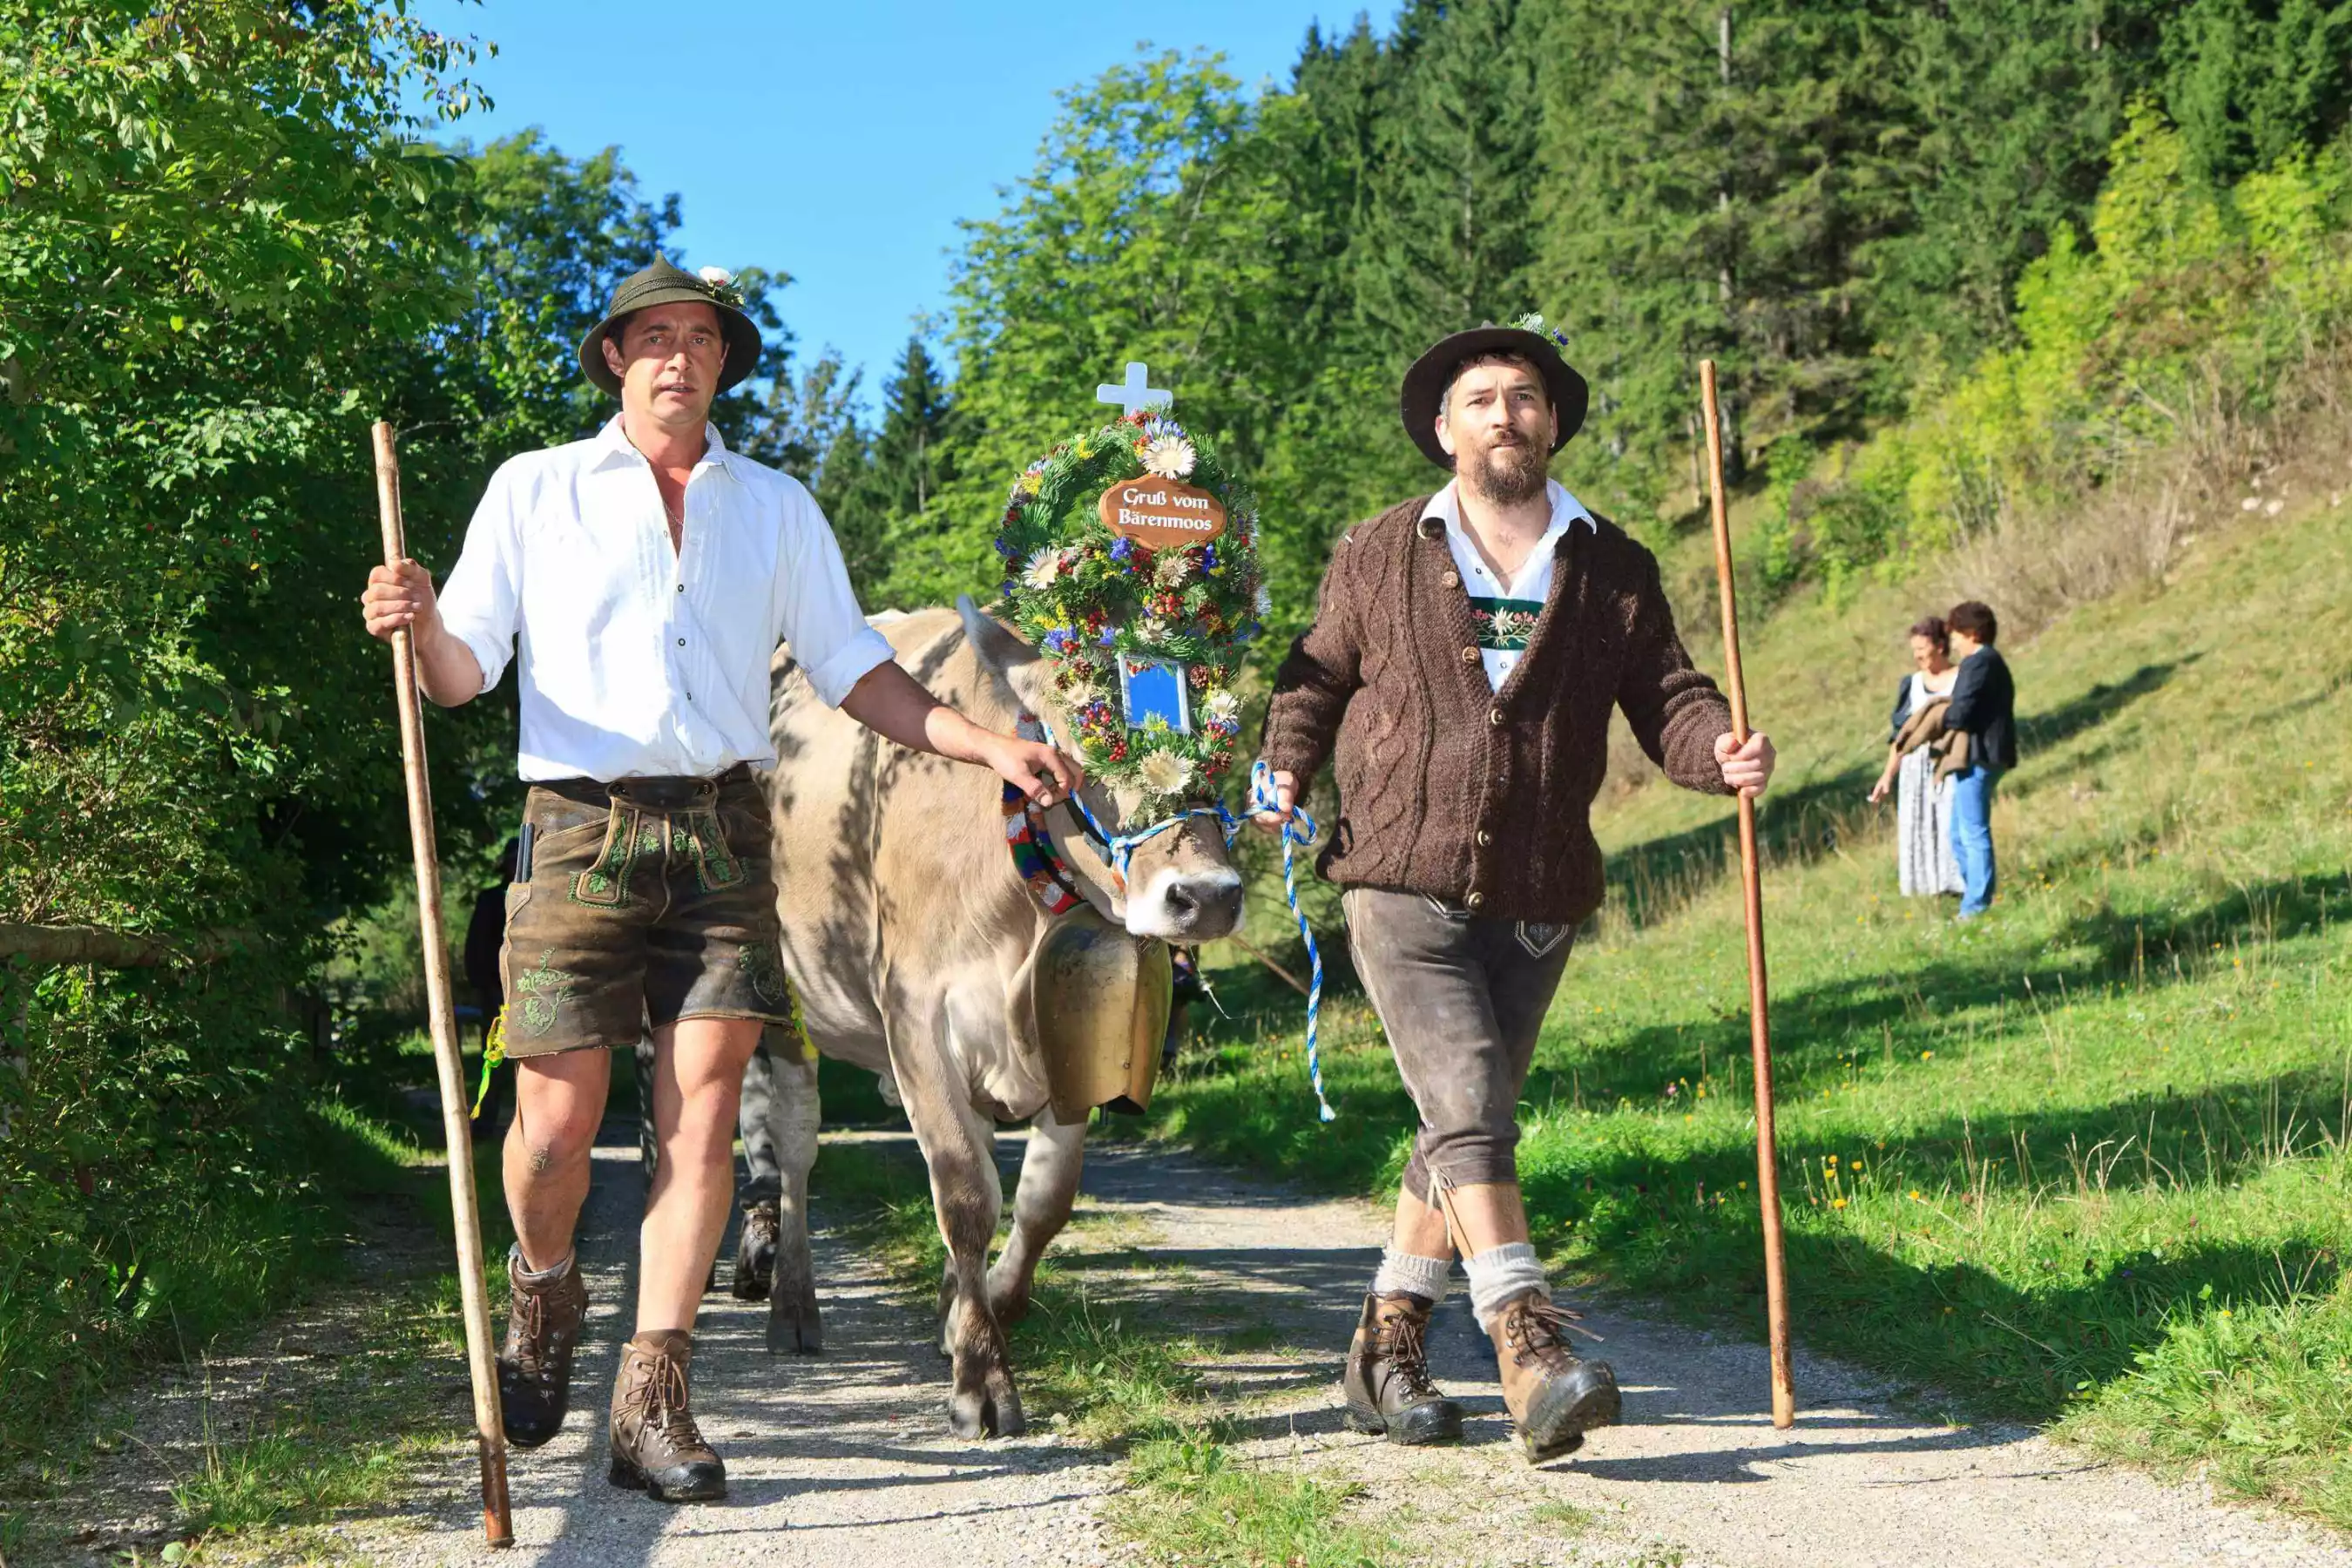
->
[417,1,1399,410]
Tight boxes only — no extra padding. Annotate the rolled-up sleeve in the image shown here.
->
[436,462,524,695]
[775,489,893,707]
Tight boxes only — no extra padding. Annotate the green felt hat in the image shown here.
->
[1400,316,1589,469]
[578,259,762,398]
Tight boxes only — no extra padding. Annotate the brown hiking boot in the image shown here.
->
[731,1199,780,1302]
[1342,1292,1464,1445]
[497,1251,588,1449]
[1488,1288,1620,1462]
[609,1329,726,1503]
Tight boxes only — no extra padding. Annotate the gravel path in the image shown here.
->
[47,1121,2352,1568]
[339,1126,1125,1568]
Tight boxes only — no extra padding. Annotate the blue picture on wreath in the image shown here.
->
[1118,655,1191,733]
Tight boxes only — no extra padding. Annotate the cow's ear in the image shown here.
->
[958,594,1052,716]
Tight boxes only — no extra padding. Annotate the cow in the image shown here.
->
[755,598,1245,1437]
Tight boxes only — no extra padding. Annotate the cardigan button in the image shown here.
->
[1477,830,1493,848]
[1490,707,1504,725]
[1465,890,1485,911]
[1442,571,1460,588]
[1460,645,1477,663]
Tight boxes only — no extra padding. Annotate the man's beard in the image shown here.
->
[1460,438,1549,505]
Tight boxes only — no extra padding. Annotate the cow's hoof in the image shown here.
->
[987,1374,1026,1436]
[947,1383,1025,1440]
[766,1291,822,1355]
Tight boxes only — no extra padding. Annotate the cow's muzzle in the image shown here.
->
[1128,867,1243,941]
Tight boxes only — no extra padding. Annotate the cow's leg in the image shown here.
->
[635,1033,659,1192]
[762,1044,825,1354]
[987,1107,1086,1326]
[896,1043,1021,1437]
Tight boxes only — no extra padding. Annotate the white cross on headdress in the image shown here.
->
[1096,361,1172,418]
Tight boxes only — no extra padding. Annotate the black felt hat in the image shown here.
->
[1399,321,1590,469]
[578,259,762,398]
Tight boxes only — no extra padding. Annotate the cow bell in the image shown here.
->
[1031,903,1172,1122]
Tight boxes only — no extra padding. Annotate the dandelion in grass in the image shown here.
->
[1832,1198,1848,1209]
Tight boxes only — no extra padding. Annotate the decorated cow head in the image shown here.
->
[963,403,1267,943]
[960,594,1242,943]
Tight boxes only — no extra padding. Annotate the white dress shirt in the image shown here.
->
[1422,478,1597,691]
[438,417,894,781]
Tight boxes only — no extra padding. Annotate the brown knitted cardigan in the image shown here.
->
[1259,496,1734,923]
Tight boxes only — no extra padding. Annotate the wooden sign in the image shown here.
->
[1097,478,1227,549]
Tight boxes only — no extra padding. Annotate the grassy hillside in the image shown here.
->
[1157,481,2352,1526]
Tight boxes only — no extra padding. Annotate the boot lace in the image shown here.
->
[1381,1312,1443,1399]
[510,1289,550,1379]
[632,1353,707,1455]
[1502,1298,1598,1367]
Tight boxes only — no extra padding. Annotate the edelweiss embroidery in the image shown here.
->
[1468,596,1544,652]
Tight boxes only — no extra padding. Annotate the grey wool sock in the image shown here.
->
[1369,1247,1453,1304]
[1463,1242,1551,1332]
[510,1245,575,1286]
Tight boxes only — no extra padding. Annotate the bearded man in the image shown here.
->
[360,260,1077,1504]
[1254,320,1775,1462]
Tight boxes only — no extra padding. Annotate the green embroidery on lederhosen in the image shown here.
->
[568,805,645,908]
[737,937,789,1008]
[1468,597,1544,652]
[682,808,745,894]
[513,949,578,1037]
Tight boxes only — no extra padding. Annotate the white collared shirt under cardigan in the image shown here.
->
[1420,477,1598,691]
[437,417,894,782]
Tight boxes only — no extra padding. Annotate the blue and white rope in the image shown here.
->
[1249,760,1334,1123]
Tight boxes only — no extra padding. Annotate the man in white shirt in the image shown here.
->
[361,260,1076,1504]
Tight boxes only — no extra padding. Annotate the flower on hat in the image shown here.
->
[699,267,734,287]
[1511,310,1571,350]
[1139,435,1197,480]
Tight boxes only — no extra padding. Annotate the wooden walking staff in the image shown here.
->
[1698,362,1796,1429]
[372,421,517,1545]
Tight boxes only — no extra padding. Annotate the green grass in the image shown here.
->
[1161,494,2352,1529]
[0,1092,500,1564]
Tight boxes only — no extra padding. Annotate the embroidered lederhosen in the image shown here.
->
[496,765,795,1056]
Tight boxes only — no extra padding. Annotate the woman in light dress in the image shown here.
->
[1867,617,1964,897]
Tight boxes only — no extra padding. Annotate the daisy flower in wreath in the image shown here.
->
[1200,689,1242,736]
[1139,433,1198,480]
[1024,548,1067,591]
[1138,749,1194,797]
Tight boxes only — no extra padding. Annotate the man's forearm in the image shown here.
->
[841,661,990,762]
[414,624,484,707]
